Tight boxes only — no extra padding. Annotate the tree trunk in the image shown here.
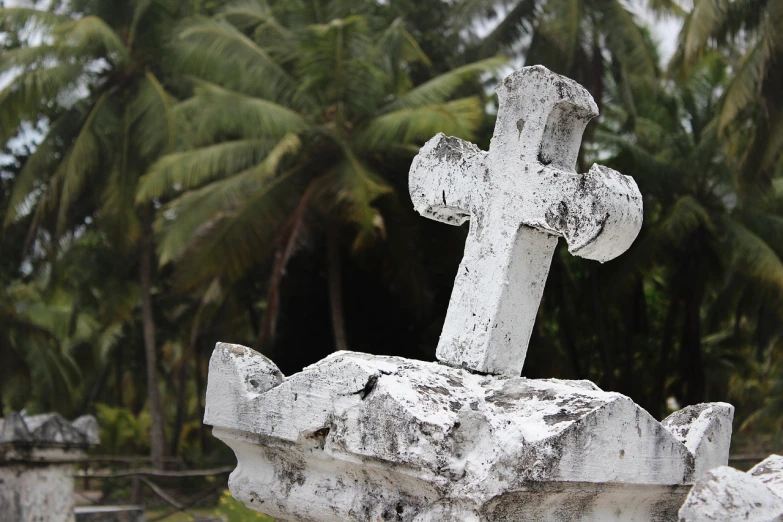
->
[592,266,615,389]
[140,204,166,470]
[170,356,188,457]
[115,345,124,407]
[553,256,582,378]
[653,293,679,419]
[680,277,706,406]
[326,225,347,352]
[256,189,311,353]
[85,359,112,414]
[256,248,285,353]
[194,340,208,454]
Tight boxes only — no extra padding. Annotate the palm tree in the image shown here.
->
[0,280,75,414]
[672,0,783,194]
[598,51,783,413]
[135,0,505,355]
[0,0,195,468]
[453,0,660,134]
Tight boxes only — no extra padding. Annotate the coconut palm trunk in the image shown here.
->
[327,224,348,352]
[140,204,166,469]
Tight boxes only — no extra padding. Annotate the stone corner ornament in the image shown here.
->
[409,65,642,377]
[203,67,735,522]
[679,455,783,521]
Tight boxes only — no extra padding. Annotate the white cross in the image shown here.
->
[409,66,643,376]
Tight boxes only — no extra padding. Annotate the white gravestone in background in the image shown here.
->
[0,411,99,522]
[204,66,734,521]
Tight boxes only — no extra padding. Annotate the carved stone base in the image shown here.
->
[205,343,733,521]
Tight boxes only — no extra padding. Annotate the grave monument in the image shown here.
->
[203,66,735,521]
[0,411,99,522]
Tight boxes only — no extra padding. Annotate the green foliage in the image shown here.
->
[215,490,274,521]
[150,3,504,292]
[95,404,151,455]
[1,0,783,467]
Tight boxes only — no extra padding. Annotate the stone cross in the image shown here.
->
[409,65,643,376]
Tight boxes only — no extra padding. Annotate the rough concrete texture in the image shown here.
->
[409,65,643,376]
[205,343,733,521]
[0,463,77,522]
[0,412,99,522]
[751,455,783,500]
[0,411,99,455]
[661,403,734,480]
[679,461,783,521]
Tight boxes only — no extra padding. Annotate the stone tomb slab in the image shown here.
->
[205,343,732,521]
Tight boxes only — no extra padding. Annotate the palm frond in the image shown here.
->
[0,45,60,75]
[720,217,783,299]
[129,0,154,46]
[602,0,658,81]
[537,0,582,69]
[218,0,292,39]
[295,15,381,119]
[387,56,507,111]
[0,63,84,143]
[53,93,117,235]
[313,146,392,250]
[479,0,539,57]
[646,0,687,18]
[374,17,430,67]
[172,17,298,102]
[172,169,302,289]
[741,211,783,260]
[137,138,281,201]
[451,0,506,30]
[359,97,484,148]
[0,7,68,34]
[718,34,771,134]
[129,72,177,160]
[682,0,725,64]
[52,16,129,62]
[156,134,301,266]
[3,113,74,227]
[175,80,309,145]
[656,195,715,245]
[100,106,141,247]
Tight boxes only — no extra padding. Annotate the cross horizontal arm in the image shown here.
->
[409,133,488,226]
[518,164,643,263]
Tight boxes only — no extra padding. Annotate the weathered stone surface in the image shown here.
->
[72,415,100,446]
[679,466,783,522]
[751,455,783,500]
[409,65,643,376]
[0,412,100,522]
[0,463,78,522]
[661,403,734,479]
[204,343,729,521]
[1,411,99,464]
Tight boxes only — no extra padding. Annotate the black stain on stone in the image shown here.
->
[544,409,585,425]
[538,150,553,166]
[307,426,331,450]
[358,374,379,400]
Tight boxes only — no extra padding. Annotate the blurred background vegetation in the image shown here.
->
[0,0,781,477]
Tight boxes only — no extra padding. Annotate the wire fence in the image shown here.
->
[74,456,233,522]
